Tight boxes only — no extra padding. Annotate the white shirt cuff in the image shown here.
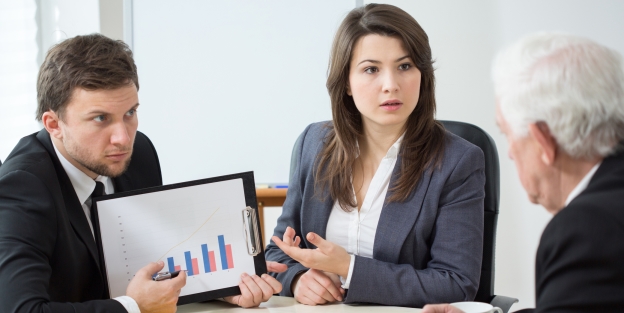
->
[340,254,356,289]
[114,296,141,313]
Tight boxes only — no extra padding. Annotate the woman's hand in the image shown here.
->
[271,226,351,278]
[223,261,286,308]
[292,269,344,305]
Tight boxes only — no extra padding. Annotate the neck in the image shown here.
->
[51,136,99,180]
[359,122,404,161]
[552,153,602,213]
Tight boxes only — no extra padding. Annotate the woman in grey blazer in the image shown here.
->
[266,4,485,308]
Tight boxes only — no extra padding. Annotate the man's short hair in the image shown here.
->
[36,33,139,121]
[492,32,624,159]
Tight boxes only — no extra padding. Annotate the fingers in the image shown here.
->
[294,269,343,306]
[261,273,283,294]
[170,269,187,289]
[266,261,287,273]
[283,226,296,244]
[310,270,343,301]
[236,273,267,308]
[137,261,165,279]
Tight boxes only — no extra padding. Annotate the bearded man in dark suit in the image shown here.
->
[0,34,283,313]
[423,33,624,312]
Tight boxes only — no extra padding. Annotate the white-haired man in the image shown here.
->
[423,33,624,312]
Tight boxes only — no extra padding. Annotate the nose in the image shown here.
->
[508,149,514,160]
[382,70,400,93]
[110,121,131,147]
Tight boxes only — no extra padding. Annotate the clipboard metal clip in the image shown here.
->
[242,206,261,256]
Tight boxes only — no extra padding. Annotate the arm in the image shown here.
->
[345,147,485,306]
[264,124,314,296]
[0,170,127,313]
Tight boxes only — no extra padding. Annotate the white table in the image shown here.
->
[177,296,423,313]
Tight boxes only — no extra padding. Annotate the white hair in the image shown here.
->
[492,32,624,159]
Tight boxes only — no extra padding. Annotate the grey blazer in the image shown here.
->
[265,121,485,307]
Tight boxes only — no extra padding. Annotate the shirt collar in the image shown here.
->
[53,142,110,206]
[386,134,404,159]
[564,161,602,206]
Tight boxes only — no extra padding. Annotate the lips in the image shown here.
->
[106,151,130,161]
[381,99,403,107]
[380,99,403,111]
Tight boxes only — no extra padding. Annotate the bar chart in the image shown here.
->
[97,178,257,298]
[166,235,235,276]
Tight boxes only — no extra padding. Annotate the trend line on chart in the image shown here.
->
[156,207,220,262]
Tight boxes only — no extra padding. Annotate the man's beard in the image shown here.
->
[76,153,132,178]
[64,138,133,178]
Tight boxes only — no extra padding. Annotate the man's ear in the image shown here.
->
[42,111,63,140]
[529,122,557,165]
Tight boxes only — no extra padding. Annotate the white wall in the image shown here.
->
[367,0,624,310]
[7,1,624,310]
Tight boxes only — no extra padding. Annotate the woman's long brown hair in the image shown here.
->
[316,3,446,211]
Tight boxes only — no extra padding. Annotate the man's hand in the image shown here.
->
[272,226,350,277]
[292,269,344,305]
[422,304,466,313]
[223,261,287,308]
[126,261,187,313]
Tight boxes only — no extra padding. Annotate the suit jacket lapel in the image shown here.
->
[373,155,433,263]
[36,130,102,270]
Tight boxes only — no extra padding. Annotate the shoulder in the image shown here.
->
[0,132,58,184]
[442,131,485,166]
[295,121,332,154]
[432,131,485,183]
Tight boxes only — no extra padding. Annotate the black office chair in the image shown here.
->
[441,120,517,312]
[289,121,518,311]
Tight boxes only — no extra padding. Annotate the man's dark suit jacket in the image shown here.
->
[0,130,162,313]
[518,148,624,313]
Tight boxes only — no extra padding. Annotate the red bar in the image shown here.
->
[174,265,181,271]
[225,244,234,269]
[209,251,217,272]
[192,258,199,276]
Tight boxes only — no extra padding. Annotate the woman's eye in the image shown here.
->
[94,115,105,122]
[399,63,411,70]
[364,67,378,74]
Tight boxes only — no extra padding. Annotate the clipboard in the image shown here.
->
[92,171,266,305]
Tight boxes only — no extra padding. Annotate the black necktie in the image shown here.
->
[90,182,106,226]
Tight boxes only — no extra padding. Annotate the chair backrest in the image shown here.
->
[289,121,500,302]
[441,120,499,302]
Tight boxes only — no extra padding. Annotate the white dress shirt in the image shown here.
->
[325,135,403,289]
[564,162,602,206]
[53,143,140,313]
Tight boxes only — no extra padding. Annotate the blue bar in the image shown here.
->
[218,235,228,270]
[167,257,175,273]
[185,251,194,276]
[202,244,211,273]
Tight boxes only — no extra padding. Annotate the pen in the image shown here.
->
[152,270,182,281]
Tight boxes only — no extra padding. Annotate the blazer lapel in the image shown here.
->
[304,191,334,248]
[373,155,433,263]
[36,130,102,270]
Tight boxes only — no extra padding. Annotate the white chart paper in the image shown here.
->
[97,178,256,298]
